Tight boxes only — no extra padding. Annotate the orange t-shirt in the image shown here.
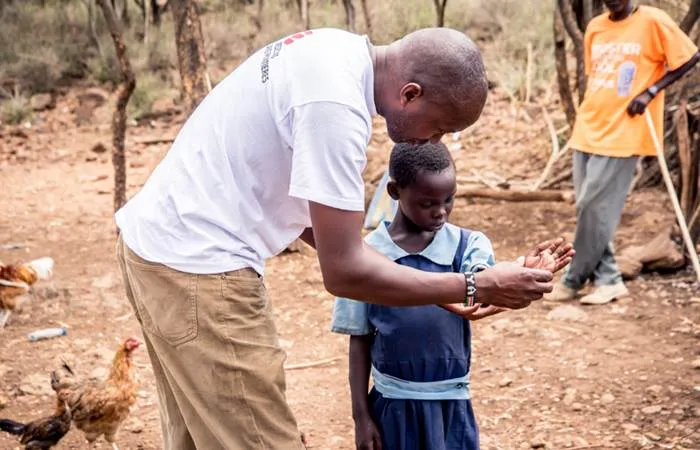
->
[569,6,698,157]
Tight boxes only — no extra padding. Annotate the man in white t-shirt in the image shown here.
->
[115,27,566,449]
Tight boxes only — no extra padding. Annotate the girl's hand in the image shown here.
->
[354,416,382,450]
[440,303,508,321]
[518,237,575,273]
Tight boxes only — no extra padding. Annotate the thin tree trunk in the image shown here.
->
[558,0,587,104]
[143,0,149,44]
[360,0,372,38]
[170,0,209,111]
[301,0,309,30]
[342,0,356,32]
[433,0,448,27]
[554,0,576,127]
[96,0,136,213]
[681,0,700,34]
[581,0,593,30]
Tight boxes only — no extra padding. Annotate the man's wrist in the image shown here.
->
[647,85,659,98]
[463,272,476,306]
[473,269,493,304]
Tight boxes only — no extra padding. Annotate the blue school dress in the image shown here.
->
[331,221,495,450]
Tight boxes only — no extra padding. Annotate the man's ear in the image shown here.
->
[387,180,400,200]
[399,83,423,106]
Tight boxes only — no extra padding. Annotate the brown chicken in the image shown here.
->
[0,257,54,328]
[0,372,72,449]
[52,337,140,450]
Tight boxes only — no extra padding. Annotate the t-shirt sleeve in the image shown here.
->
[459,231,496,273]
[288,101,369,212]
[330,297,371,335]
[651,9,699,70]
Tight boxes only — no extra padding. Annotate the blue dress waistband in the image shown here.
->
[371,365,471,400]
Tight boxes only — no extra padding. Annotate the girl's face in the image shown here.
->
[393,168,457,232]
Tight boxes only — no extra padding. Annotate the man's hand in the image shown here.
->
[627,90,654,116]
[519,237,574,273]
[440,303,507,320]
[354,416,382,450]
[474,262,554,309]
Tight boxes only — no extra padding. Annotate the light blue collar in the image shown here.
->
[365,221,462,266]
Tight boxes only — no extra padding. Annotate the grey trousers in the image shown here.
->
[562,151,638,289]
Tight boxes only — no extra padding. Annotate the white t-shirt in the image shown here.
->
[115,28,376,275]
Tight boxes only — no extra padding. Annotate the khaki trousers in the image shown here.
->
[116,235,303,450]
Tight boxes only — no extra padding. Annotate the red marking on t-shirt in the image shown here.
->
[293,33,305,39]
[304,30,313,35]
[284,38,294,45]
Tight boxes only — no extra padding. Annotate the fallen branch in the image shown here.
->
[541,166,573,190]
[133,135,177,145]
[456,187,574,203]
[284,356,342,370]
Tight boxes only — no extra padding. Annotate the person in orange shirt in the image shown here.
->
[547,0,699,304]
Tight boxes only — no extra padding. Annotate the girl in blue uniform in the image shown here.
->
[331,142,572,450]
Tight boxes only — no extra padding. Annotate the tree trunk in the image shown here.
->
[558,0,586,104]
[681,0,700,34]
[152,0,162,25]
[360,0,372,38]
[96,0,136,214]
[342,0,356,32]
[171,0,209,112]
[302,0,310,30]
[582,0,592,30]
[433,0,448,27]
[554,1,576,127]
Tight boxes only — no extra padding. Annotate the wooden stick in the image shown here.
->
[456,187,574,203]
[531,103,562,191]
[284,356,342,370]
[541,166,573,190]
[645,109,700,282]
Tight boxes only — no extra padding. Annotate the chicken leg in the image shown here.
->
[0,310,10,329]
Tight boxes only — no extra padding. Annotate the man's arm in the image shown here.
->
[627,52,699,116]
[310,202,554,309]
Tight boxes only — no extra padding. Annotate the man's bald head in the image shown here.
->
[372,28,488,144]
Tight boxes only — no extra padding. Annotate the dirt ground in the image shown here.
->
[1,89,699,450]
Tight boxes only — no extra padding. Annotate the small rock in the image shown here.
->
[562,388,577,405]
[645,433,661,441]
[571,402,583,411]
[127,419,144,434]
[642,405,662,414]
[530,440,546,449]
[601,393,615,404]
[0,392,8,409]
[621,423,639,432]
[499,377,513,388]
[91,142,108,154]
[30,93,54,111]
[546,305,588,322]
[90,367,109,380]
[691,358,700,370]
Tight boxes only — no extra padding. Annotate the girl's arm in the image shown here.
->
[349,335,373,422]
[349,335,383,449]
